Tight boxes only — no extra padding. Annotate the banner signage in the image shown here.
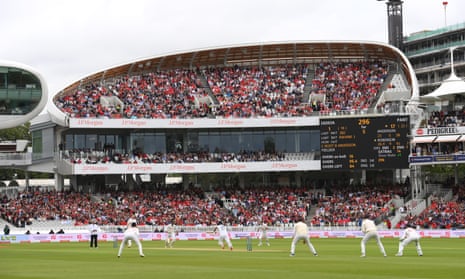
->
[2,230,465,244]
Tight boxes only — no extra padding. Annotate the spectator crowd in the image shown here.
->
[3,181,449,231]
[54,62,389,119]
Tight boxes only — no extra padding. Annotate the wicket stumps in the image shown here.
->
[246,236,252,251]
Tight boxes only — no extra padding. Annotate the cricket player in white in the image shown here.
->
[164,222,177,248]
[360,217,387,257]
[118,222,144,258]
[213,221,233,250]
[290,218,318,256]
[396,225,423,256]
[126,214,137,248]
[257,222,270,246]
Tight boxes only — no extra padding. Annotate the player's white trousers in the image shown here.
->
[290,235,317,255]
[361,231,386,256]
[118,233,144,256]
[218,234,233,249]
[398,236,423,255]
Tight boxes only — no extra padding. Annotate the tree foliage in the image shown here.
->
[0,122,31,141]
[0,122,32,180]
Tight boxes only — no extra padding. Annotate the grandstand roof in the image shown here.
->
[421,73,465,100]
[421,47,465,101]
[56,41,414,96]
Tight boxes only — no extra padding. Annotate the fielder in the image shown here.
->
[213,221,233,250]
[290,217,318,257]
[396,225,423,256]
[164,221,177,248]
[360,216,387,257]
[126,214,137,248]
[257,222,270,246]
[118,222,144,258]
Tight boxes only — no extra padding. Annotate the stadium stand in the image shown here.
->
[17,41,465,235]
[0,182,421,233]
[53,61,391,119]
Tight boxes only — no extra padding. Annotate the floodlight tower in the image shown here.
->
[378,0,404,50]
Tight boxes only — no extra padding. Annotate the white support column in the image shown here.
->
[54,173,64,191]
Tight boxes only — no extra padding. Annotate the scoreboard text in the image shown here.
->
[320,116,410,170]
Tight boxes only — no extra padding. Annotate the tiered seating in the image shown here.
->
[54,62,389,119]
[0,185,316,228]
[427,109,465,127]
[1,183,409,231]
[400,195,465,229]
[203,64,313,117]
[55,70,208,119]
[310,184,407,228]
[310,62,387,112]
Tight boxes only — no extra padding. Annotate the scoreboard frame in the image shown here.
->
[320,115,410,170]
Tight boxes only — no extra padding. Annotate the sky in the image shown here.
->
[1,0,464,97]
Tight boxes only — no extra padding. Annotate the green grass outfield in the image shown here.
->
[1,238,464,279]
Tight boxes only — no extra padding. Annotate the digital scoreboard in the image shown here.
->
[320,115,410,170]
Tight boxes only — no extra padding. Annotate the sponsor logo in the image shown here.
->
[122,119,147,127]
[221,163,247,170]
[169,120,195,126]
[271,163,298,169]
[31,235,50,241]
[426,127,458,135]
[127,165,153,172]
[76,119,104,126]
[270,119,297,125]
[56,235,74,240]
[217,119,244,125]
[82,165,110,172]
[168,165,196,171]
[1,235,16,241]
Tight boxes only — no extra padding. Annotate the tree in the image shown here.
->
[0,122,32,180]
[0,122,31,141]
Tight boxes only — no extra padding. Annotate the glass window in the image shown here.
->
[227,131,240,153]
[275,131,286,152]
[75,135,86,150]
[186,131,199,152]
[251,130,264,151]
[0,71,6,89]
[166,132,184,153]
[65,134,74,150]
[154,133,166,153]
[310,130,320,151]
[220,130,240,153]
[0,67,42,115]
[131,132,166,154]
[58,127,321,157]
[87,134,98,150]
[32,130,42,154]
[209,132,221,153]
[240,131,255,152]
[285,130,295,152]
[198,131,209,152]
